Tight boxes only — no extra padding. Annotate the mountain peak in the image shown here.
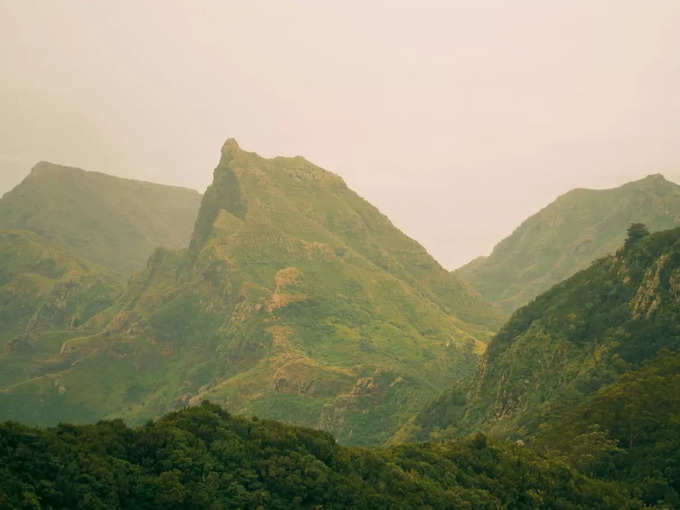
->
[30,161,77,175]
[641,172,668,184]
[623,172,677,192]
[222,137,240,150]
[221,138,243,161]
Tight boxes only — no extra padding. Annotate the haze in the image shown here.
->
[2,0,679,268]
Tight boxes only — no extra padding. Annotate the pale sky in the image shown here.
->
[1,1,679,268]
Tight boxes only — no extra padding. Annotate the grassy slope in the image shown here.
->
[0,229,120,388]
[0,162,202,276]
[456,174,680,313]
[0,140,503,446]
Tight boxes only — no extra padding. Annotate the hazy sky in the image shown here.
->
[2,1,680,268]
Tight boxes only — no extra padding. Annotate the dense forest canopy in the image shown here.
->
[0,402,646,509]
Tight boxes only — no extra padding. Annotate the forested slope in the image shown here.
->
[0,402,643,509]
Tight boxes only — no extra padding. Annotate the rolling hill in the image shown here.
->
[457,174,680,313]
[0,162,202,276]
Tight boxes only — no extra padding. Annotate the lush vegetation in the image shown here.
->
[1,147,679,507]
[0,140,503,446]
[0,402,646,509]
[457,174,680,313]
[473,225,680,434]
[402,226,680,440]
[0,230,120,388]
[394,226,680,507]
[0,161,202,276]
[533,349,680,507]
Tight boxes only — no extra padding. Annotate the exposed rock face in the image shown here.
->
[632,254,668,319]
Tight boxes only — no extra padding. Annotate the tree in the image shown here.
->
[625,223,649,249]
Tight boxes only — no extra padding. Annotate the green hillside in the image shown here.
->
[0,140,503,446]
[0,229,120,388]
[0,402,643,509]
[457,174,680,313]
[0,162,202,276]
[399,353,680,506]
[396,226,680,505]
[533,350,680,507]
[399,226,680,442]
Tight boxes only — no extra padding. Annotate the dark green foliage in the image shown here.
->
[472,227,680,436]
[0,403,642,509]
[394,228,680,507]
[401,227,680,447]
[625,223,650,249]
[396,387,469,443]
[534,350,680,507]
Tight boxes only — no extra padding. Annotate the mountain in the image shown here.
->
[0,140,504,446]
[457,174,680,313]
[0,229,120,388]
[0,402,641,509]
[399,226,680,442]
[396,226,680,504]
[0,162,202,276]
